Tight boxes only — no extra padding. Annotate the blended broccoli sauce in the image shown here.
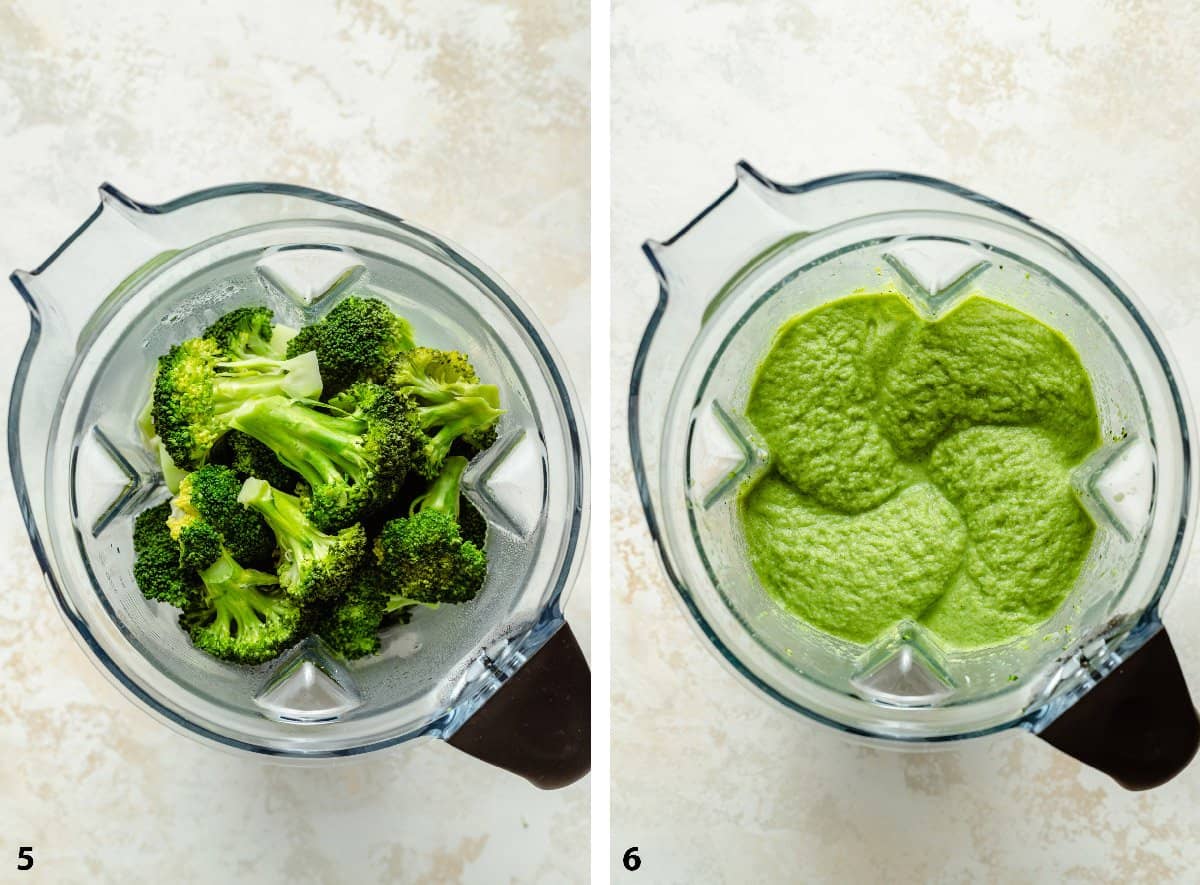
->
[740,293,1101,649]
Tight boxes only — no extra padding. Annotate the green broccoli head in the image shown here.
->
[286,295,415,394]
[237,477,367,604]
[374,456,486,605]
[387,347,503,478]
[132,502,199,607]
[228,382,415,530]
[226,430,299,490]
[151,330,323,470]
[152,338,227,469]
[316,564,440,660]
[203,306,278,358]
[168,465,276,569]
[315,567,388,660]
[180,549,303,664]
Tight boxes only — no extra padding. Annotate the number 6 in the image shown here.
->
[623,846,641,871]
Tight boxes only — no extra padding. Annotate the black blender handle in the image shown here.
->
[1037,628,1199,790]
[447,624,590,790]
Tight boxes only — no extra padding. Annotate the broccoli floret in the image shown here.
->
[407,397,503,479]
[167,465,276,569]
[151,312,323,469]
[315,568,387,659]
[132,502,198,607]
[316,566,438,660]
[138,369,189,493]
[286,295,415,394]
[203,306,278,357]
[374,456,486,605]
[180,549,303,664]
[387,347,503,478]
[237,477,367,604]
[203,306,300,361]
[459,498,488,549]
[226,430,299,490]
[228,382,414,530]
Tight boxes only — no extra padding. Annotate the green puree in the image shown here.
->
[741,293,1101,649]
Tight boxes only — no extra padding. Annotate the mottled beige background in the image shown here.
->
[0,1,589,883]
[613,1,1200,883]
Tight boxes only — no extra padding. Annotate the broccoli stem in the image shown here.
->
[410,455,469,520]
[198,550,287,641]
[415,397,503,434]
[237,477,351,594]
[384,595,438,613]
[238,478,323,552]
[229,397,368,490]
[200,548,279,591]
[209,352,322,410]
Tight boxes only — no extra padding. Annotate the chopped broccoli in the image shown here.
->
[237,477,367,604]
[203,306,280,358]
[151,308,323,469]
[132,296,498,667]
[374,456,486,605]
[286,295,414,394]
[316,566,437,660]
[228,382,413,530]
[202,306,300,361]
[387,347,503,478]
[180,549,303,664]
[132,502,198,607]
[167,465,276,569]
[315,568,387,659]
[226,430,299,490]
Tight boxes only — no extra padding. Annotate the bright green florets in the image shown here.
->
[132,502,198,607]
[226,430,299,491]
[167,464,276,569]
[150,308,322,469]
[134,297,497,666]
[387,347,503,478]
[315,568,388,660]
[374,456,486,605]
[315,565,436,660]
[180,549,303,664]
[203,306,279,358]
[286,295,415,394]
[237,477,367,604]
[228,382,414,530]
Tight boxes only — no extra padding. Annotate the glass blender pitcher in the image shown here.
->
[630,164,1199,789]
[8,183,589,788]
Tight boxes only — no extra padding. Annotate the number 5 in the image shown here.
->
[16,847,33,871]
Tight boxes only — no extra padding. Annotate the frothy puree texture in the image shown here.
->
[740,293,1101,649]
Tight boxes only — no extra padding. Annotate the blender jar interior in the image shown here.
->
[648,182,1192,740]
[14,197,585,756]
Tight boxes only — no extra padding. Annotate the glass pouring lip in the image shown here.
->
[8,181,589,757]
[630,167,1197,742]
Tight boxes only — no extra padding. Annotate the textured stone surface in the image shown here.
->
[612,1,1200,882]
[0,1,588,882]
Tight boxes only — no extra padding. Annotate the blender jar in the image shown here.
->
[8,183,589,788]
[630,164,1199,789]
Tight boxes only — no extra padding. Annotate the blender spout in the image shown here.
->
[641,162,796,320]
[7,186,171,349]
